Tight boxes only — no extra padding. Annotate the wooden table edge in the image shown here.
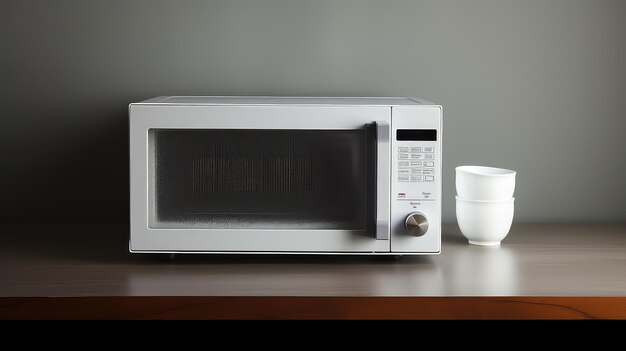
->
[1,296,625,319]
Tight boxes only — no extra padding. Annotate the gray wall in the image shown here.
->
[2,0,625,223]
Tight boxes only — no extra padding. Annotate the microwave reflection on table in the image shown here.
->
[124,237,520,297]
[124,254,441,296]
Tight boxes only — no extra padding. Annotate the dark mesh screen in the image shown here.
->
[149,129,372,230]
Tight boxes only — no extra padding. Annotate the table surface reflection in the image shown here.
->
[1,223,625,297]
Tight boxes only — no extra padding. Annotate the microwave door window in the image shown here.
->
[148,129,373,231]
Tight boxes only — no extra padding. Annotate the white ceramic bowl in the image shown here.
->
[456,196,515,246]
[456,166,516,201]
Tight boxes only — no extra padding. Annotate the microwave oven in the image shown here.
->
[129,97,442,254]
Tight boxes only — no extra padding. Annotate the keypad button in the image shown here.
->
[422,169,435,175]
[424,147,434,153]
[425,176,434,182]
[398,161,409,168]
[399,153,409,159]
[411,168,421,174]
[398,169,410,174]
[410,154,424,159]
[398,147,409,153]
[410,161,423,167]
[411,175,424,182]
[410,147,422,153]
[399,174,410,182]
[424,154,435,160]
[424,162,434,167]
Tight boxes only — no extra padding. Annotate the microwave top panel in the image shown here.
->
[132,96,435,106]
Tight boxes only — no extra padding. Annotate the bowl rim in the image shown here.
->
[455,195,515,203]
[456,165,516,177]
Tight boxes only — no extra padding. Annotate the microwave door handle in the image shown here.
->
[374,121,391,240]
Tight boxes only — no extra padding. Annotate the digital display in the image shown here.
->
[396,129,437,141]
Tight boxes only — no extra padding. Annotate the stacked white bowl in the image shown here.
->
[455,166,516,246]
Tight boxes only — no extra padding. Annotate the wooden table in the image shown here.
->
[1,223,625,319]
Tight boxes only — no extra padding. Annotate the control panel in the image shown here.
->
[390,106,441,253]
[397,146,436,183]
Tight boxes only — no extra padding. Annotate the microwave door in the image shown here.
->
[130,105,391,252]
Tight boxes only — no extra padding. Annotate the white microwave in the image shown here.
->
[129,97,442,254]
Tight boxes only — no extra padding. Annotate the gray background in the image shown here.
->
[1,0,625,223]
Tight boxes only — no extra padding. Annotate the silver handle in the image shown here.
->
[375,121,390,240]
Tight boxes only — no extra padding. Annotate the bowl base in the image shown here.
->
[468,240,501,247]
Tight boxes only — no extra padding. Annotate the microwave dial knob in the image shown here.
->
[405,212,428,237]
